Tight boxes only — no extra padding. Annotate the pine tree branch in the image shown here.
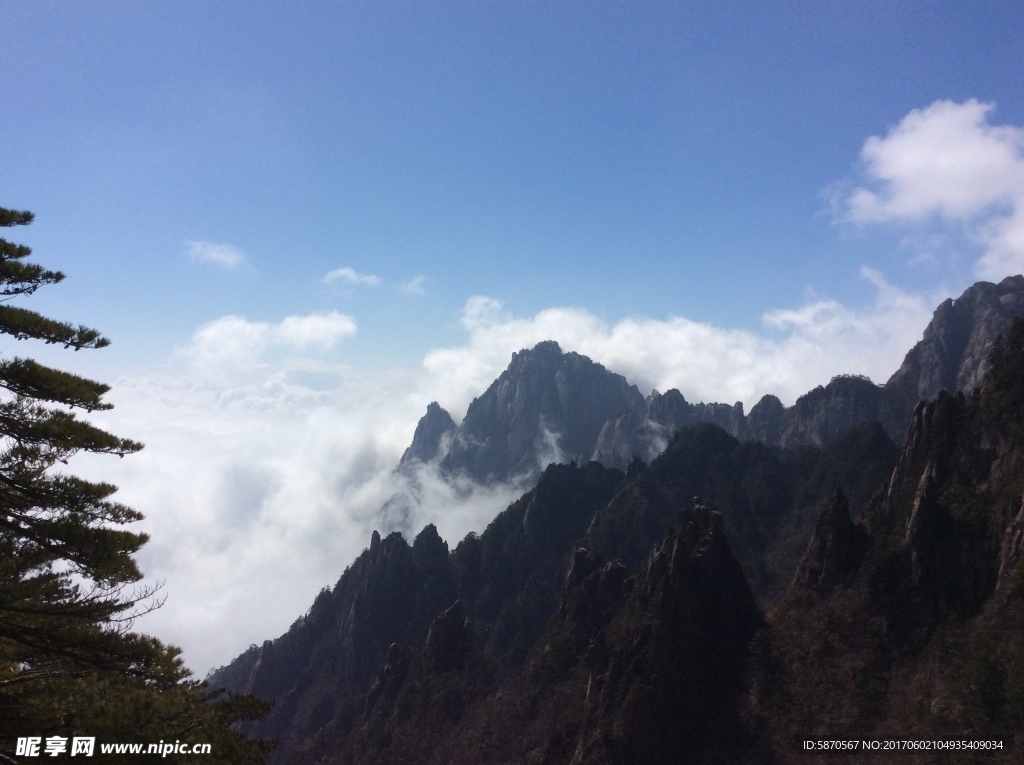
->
[0,305,109,349]
[0,209,34,227]
[0,400,143,456]
[0,358,113,410]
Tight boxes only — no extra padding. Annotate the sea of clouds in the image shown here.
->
[70,99,1024,676]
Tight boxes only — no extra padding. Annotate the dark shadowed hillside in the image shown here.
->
[211,418,901,762]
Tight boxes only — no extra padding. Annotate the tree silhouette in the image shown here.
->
[0,207,269,763]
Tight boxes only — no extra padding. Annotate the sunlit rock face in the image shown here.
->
[882,274,1024,437]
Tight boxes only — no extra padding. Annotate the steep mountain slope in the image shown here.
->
[882,274,1024,432]
[319,501,765,765]
[748,317,1024,763]
[399,402,457,466]
[210,424,898,762]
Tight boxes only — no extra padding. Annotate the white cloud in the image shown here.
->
[420,270,935,417]
[323,267,382,287]
[75,308,513,676]
[180,311,357,384]
[277,312,359,349]
[186,240,247,269]
[840,99,1024,280]
[400,275,427,295]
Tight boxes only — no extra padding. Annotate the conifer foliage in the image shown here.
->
[0,209,269,762]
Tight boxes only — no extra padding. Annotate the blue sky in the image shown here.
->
[3,2,1024,673]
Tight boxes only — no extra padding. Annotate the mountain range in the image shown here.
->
[211,276,1024,763]
[403,275,1024,476]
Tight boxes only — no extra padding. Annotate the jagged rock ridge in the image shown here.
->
[400,278,1024,479]
[400,402,457,466]
[592,276,1024,465]
[884,274,1024,423]
[434,340,646,483]
[210,421,902,761]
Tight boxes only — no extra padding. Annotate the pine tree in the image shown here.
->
[0,208,269,762]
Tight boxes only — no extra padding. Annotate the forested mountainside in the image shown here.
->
[211,281,1024,763]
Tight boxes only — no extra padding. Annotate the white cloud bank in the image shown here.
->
[419,268,935,418]
[840,99,1024,280]
[186,239,247,269]
[323,267,382,287]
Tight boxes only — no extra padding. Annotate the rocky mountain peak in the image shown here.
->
[882,275,1024,432]
[438,342,644,483]
[791,486,860,591]
[399,401,457,467]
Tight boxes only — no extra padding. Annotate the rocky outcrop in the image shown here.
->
[777,375,882,447]
[877,391,963,530]
[745,393,787,443]
[208,525,457,760]
[364,642,412,720]
[425,600,470,672]
[560,548,630,636]
[399,402,456,467]
[792,487,861,591]
[868,388,1004,625]
[591,388,745,468]
[439,341,645,483]
[882,275,1024,436]
[571,500,763,764]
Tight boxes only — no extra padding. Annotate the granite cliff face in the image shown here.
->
[429,341,645,483]
[217,525,457,756]
[569,501,764,764]
[791,486,865,592]
[590,277,1024,465]
[883,274,1024,430]
[400,402,457,467]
